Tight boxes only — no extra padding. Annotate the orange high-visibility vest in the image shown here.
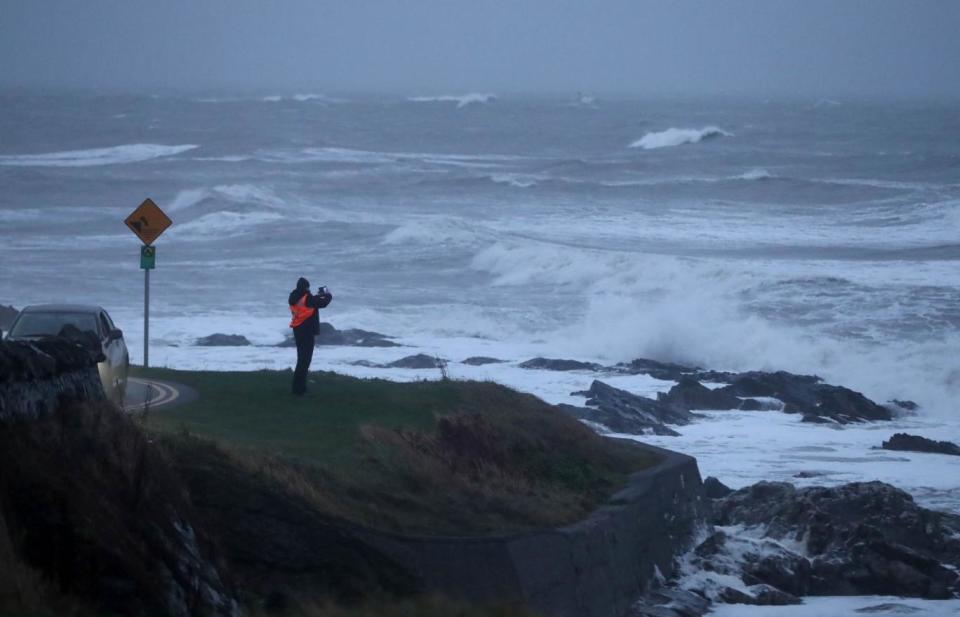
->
[289,293,316,328]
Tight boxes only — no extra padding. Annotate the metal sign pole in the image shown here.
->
[125,198,171,370]
[144,263,150,368]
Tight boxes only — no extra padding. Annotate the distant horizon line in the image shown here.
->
[1,85,957,104]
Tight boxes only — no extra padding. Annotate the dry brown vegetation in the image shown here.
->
[0,373,657,616]
[182,380,659,535]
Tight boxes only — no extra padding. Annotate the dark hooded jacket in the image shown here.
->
[288,277,332,335]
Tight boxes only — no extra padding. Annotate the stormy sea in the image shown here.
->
[2,91,959,614]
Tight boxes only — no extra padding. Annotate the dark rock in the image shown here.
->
[519,357,603,371]
[461,356,505,366]
[386,354,445,369]
[627,605,683,617]
[717,586,755,604]
[277,323,398,348]
[742,547,812,597]
[647,589,710,617]
[316,322,399,348]
[737,398,765,411]
[703,477,733,499]
[0,304,18,330]
[793,471,827,479]
[890,400,919,412]
[195,333,251,347]
[712,480,960,599]
[882,433,960,457]
[716,584,799,606]
[568,380,695,436]
[717,371,891,423]
[855,603,924,614]
[0,339,106,420]
[557,405,679,437]
[694,531,727,559]
[751,585,801,605]
[618,358,702,381]
[658,377,742,411]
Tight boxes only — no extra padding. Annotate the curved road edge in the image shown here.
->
[124,377,198,412]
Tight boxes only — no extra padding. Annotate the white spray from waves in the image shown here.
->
[470,242,960,418]
[167,184,283,213]
[630,127,731,150]
[0,144,198,167]
[407,93,497,108]
[738,168,773,180]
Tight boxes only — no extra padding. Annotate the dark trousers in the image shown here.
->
[292,326,315,395]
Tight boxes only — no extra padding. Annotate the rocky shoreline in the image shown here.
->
[630,478,960,615]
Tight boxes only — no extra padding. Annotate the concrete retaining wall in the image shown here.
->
[0,339,105,421]
[352,443,708,617]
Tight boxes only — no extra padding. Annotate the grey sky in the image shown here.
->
[2,0,958,98]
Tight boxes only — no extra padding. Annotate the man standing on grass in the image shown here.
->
[288,277,333,396]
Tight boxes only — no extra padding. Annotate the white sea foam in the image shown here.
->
[264,93,341,103]
[172,210,285,239]
[629,127,731,150]
[407,93,497,108]
[711,596,959,616]
[489,173,540,188]
[0,144,198,167]
[197,94,343,104]
[738,168,773,180]
[167,184,283,213]
[382,217,489,247]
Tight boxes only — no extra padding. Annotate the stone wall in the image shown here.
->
[352,443,708,617]
[0,339,105,421]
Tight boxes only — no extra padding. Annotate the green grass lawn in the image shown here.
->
[132,367,659,534]
[134,367,456,467]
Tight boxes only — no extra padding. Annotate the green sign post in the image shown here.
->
[140,245,156,270]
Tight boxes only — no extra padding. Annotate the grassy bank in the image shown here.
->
[134,367,659,534]
[1,369,659,616]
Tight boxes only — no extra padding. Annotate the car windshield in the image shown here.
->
[9,312,100,339]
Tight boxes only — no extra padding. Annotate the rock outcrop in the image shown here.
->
[387,354,445,369]
[353,354,446,370]
[0,339,106,421]
[196,334,252,347]
[461,356,505,366]
[519,357,603,371]
[703,476,733,499]
[882,433,960,457]
[618,358,702,381]
[657,377,742,411]
[277,323,398,348]
[712,371,892,423]
[566,380,695,436]
[697,481,960,600]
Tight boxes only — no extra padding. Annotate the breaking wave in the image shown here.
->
[738,168,773,181]
[407,93,497,108]
[262,93,341,103]
[469,241,960,417]
[0,144,198,167]
[629,127,731,150]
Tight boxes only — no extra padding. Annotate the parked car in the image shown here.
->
[4,304,130,404]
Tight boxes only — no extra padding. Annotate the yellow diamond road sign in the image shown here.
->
[125,198,172,246]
